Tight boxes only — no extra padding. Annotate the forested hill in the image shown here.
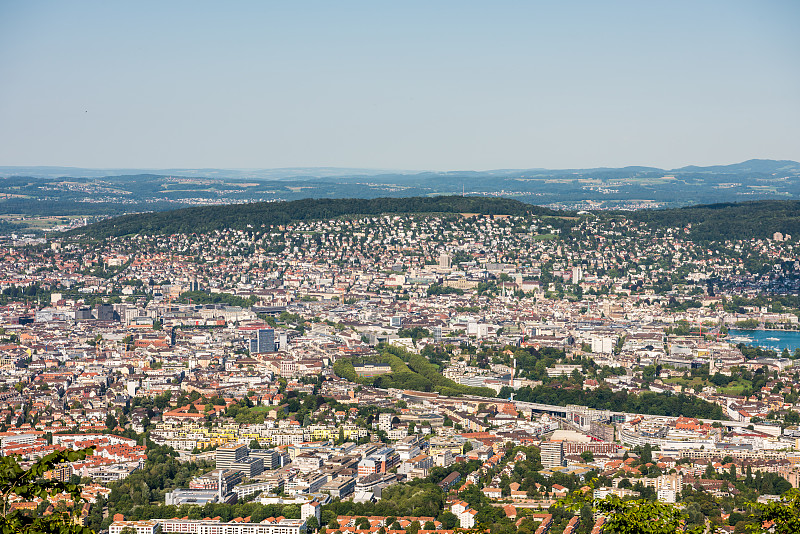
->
[66,196,800,240]
[623,200,800,241]
[67,196,561,238]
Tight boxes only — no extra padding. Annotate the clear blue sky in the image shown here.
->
[1,1,798,171]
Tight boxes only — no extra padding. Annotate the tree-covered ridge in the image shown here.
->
[68,192,800,243]
[67,196,561,238]
[623,200,800,241]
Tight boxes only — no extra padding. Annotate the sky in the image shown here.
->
[1,1,799,171]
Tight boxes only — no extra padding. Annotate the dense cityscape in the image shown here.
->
[3,0,798,532]
[2,206,800,533]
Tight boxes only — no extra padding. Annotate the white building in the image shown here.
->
[378,412,394,432]
[301,501,321,525]
[451,500,477,528]
[591,335,615,354]
[655,474,682,503]
[110,521,160,534]
[159,517,307,534]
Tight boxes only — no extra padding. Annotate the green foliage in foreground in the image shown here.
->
[556,479,800,534]
[591,496,704,534]
[749,489,800,534]
[1,447,95,534]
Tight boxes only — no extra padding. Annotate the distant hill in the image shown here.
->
[6,159,800,235]
[624,200,800,241]
[67,196,800,241]
[67,195,562,238]
[3,158,798,180]
[0,166,414,180]
[673,159,800,174]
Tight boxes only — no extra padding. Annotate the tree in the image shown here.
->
[580,451,594,463]
[640,443,653,464]
[105,413,117,430]
[705,463,715,479]
[438,512,458,530]
[1,447,95,533]
[250,439,262,449]
[748,488,800,534]
[590,496,703,534]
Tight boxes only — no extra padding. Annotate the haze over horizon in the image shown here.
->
[1,1,799,171]
[3,158,800,180]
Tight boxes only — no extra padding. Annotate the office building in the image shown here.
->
[251,328,275,354]
[216,444,248,469]
[320,476,356,499]
[433,326,442,342]
[540,441,564,468]
[97,304,117,321]
[249,449,282,470]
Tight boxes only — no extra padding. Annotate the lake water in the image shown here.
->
[728,328,800,354]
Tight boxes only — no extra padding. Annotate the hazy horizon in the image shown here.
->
[2,158,800,180]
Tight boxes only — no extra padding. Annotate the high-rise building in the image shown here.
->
[259,328,275,352]
[571,266,583,283]
[379,412,394,432]
[249,449,282,470]
[540,441,564,468]
[96,304,117,321]
[215,444,264,477]
[215,444,248,469]
[439,253,452,269]
[251,328,275,354]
